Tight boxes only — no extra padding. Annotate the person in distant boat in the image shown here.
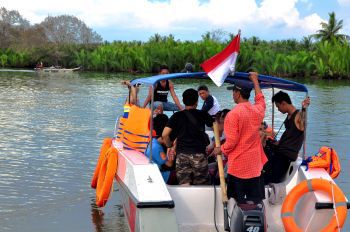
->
[263,91,311,184]
[142,65,184,111]
[145,114,175,183]
[198,85,221,117]
[213,72,267,204]
[162,88,214,185]
[36,61,43,69]
[181,63,194,73]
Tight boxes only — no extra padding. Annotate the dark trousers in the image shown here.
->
[227,174,265,204]
[263,151,291,184]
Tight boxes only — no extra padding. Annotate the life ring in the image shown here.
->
[91,137,112,189]
[281,178,347,232]
[95,147,118,207]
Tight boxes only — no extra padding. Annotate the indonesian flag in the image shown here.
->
[201,32,240,86]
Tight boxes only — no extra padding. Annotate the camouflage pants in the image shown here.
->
[176,152,210,185]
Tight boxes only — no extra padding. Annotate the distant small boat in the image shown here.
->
[35,66,80,73]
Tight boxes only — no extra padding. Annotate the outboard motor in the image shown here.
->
[230,201,266,232]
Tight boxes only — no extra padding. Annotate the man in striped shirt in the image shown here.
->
[213,72,267,204]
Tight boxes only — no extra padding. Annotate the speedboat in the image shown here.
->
[91,72,349,232]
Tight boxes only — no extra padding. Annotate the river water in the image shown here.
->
[0,71,349,231]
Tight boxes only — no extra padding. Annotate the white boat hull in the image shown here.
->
[113,138,346,232]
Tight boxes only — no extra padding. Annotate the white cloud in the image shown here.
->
[256,0,300,27]
[300,13,324,33]
[338,0,350,6]
[0,0,326,40]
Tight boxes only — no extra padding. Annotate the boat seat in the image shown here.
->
[265,158,299,186]
[266,161,344,203]
[266,159,300,205]
[280,158,300,184]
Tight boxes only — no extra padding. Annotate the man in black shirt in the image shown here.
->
[162,88,213,185]
[264,91,310,183]
[143,65,183,111]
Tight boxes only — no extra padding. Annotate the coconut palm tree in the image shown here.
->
[313,12,350,42]
[301,36,313,50]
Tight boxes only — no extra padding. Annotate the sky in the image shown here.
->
[2,0,350,42]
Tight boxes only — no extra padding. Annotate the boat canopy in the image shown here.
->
[130,72,308,93]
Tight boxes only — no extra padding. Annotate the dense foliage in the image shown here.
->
[1,35,349,79]
[1,8,349,79]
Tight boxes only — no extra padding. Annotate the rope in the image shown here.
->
[331,182,341,232]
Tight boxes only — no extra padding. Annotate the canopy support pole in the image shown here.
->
[149,86,155,163]
[272,87,275,131]
[302,93,308,160]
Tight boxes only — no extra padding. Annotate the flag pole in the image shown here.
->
[213,122,230,231]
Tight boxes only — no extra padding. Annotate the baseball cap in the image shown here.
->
[227,84,252,94]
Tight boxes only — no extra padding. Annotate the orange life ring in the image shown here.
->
[281,178,347,232]
[95,147,118,207]
[91,138,112,189]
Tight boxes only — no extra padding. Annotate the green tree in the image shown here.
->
[313,12,350,42]
[301,36,313,50]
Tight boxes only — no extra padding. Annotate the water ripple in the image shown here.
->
[1,72,349,231]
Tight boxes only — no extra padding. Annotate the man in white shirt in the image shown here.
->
[198,85,220,117]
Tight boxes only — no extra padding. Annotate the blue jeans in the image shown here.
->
[154,101,181,111]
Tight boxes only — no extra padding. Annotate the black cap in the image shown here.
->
[227,84,252,94]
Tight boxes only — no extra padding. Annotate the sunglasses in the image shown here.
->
[234,85,242,90]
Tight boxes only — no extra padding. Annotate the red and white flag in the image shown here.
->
[201,32,240,86]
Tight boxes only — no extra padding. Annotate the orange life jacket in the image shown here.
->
[116,117,127,140]
[121,105,151,153]
[116,103,132,140]
[123,103,132,118]
[302,146,341,179]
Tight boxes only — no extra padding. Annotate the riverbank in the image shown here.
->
[1,37,350,79]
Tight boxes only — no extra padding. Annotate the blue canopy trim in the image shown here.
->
[130,72,308,93]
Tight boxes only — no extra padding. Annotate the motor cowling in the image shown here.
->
[230,202,266,232]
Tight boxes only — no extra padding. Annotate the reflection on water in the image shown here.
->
[91,199,125,232]
[91,205,105,232]
[0,71,349,231]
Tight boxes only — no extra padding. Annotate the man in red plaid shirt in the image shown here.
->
[214,72,267,204]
